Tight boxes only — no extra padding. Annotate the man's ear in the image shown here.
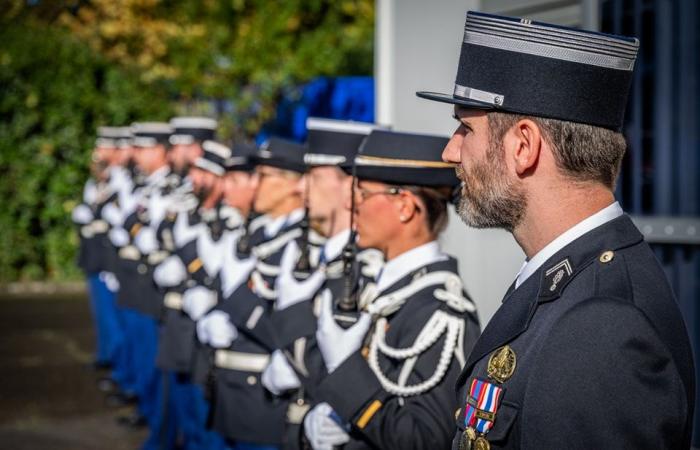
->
[510,119,543,176]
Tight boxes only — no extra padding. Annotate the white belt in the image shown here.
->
[163,292,183,310]
[91,220,109,234]
[214,350,270,373]
[118,245,141,261]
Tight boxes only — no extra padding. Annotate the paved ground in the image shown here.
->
[0,292,147,449]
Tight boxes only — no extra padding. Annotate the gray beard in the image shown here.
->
[455,149,527,232]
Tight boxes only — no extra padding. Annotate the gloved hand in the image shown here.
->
[182,286,218,321]
[196,310,238,348]
[108,227,130,248]
[99,271,120,292]
[261,350,301,395]
[274,241,326,311]
[303,402,350,450]
[316,289,371,374]
[134,226,158,255]
[220,235,258,298]
[101,202,124,227]
[71,204,94,225]
[153,255,187,288]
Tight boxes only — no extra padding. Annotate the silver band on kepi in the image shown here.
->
[132,136,159,148]
[225,156,248,167]
[96,138,118,148]
[169,134,196,146]
[214,350,270,372]
[194,157,225,176]
[464,13,639,71]
[304,153,347,166]
[453,85,505,107]
[464,31,636,71]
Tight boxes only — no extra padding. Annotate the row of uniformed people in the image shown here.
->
[73,114,483,449]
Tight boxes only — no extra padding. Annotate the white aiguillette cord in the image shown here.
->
[363,271,475,397]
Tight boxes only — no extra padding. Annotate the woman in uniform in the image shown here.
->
[303,129,481,450]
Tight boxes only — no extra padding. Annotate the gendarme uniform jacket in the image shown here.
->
[272,234,384,449]
[316,244,481,449]
[156,205,241,374]
[211,210,323,446]
[451,214,695,450]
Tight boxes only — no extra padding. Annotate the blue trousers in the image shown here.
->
[142,373,229,450]
[230,443,279,450]
[86,274,125,365]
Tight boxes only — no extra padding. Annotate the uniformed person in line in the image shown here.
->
[150,139,234,450]
[168,116,217,178]
[72,126,131,373]
[205,137,319,450]
[260,118,385,449]
[301,129,481,449]
[417,11,695,449]
[108,121,177,428]
[92,127,143,407]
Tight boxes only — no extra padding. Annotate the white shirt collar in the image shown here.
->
[375,241,447,294]
[264,208,305,237]
[321,228,351,263]
[515,201,624,289]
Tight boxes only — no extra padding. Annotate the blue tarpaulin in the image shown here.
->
[256,76,374,144]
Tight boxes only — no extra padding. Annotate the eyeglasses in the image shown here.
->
[355,185,403,202]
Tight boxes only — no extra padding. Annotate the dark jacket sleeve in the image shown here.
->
[219,282,279,351]
[317,305,481,450]
[520,296,688,450]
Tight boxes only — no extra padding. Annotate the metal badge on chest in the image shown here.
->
[459,345,516,450]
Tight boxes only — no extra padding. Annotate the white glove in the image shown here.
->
[275,241,327,311]
[72,204,94,225]
[134,226,158,255]
[108,227,130,248]
[182,286,218,321]
[101,202,124,227]
[99,271,120,292]
[196,310,238,348]
[153,255,187,287]
[83,181,98,204]
[316,289,371,374]
[303,402,350,450]
[220,235,258,298]
[261,350,301,395]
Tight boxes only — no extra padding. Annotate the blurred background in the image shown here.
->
[0,0,698,448]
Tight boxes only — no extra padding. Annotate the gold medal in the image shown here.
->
[487,345,516,383]
[474,436,490,450]
[458,430,473,450]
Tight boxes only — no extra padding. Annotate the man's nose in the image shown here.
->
[442,133,462,163]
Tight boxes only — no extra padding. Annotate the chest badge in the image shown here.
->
[487,345,516,383]
[459,378,503,450]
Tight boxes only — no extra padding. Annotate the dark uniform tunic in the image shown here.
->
[452,215,695,450]
[315,250,481,450]
[211,211,321,446]
[271,236,384,449]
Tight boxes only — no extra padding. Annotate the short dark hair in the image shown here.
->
[487,112,627,189]
[401,185,452,236]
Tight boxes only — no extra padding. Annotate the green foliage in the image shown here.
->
[0,22,172,281]
[0,1,374,281]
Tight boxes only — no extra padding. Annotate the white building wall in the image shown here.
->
[374,0,596,325]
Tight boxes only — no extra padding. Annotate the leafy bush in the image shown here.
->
[0,22,172,281]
